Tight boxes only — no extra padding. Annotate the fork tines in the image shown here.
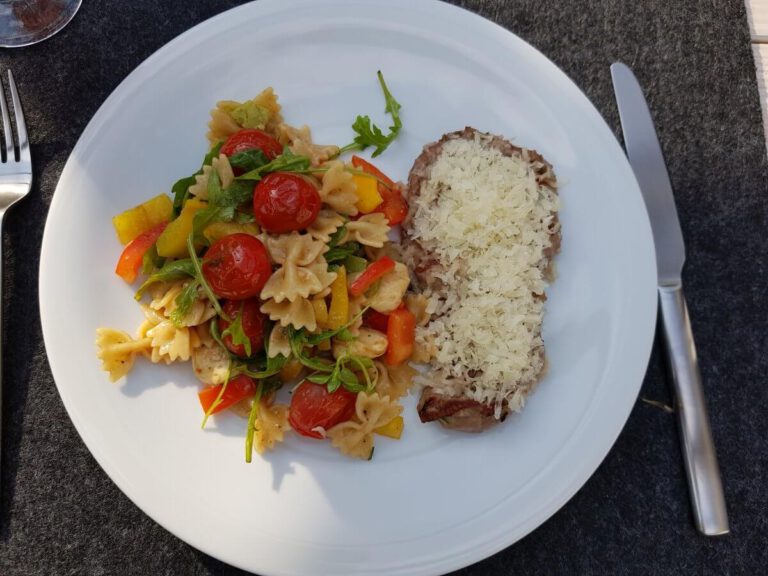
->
[0,70,29,165]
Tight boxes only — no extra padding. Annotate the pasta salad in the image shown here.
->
[96,73,426,461]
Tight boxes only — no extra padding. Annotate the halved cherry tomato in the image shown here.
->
[349,256,395,297]
[198,374,257,415]
[364,309,390,333]
[384,308,416,366]
[202,233,272,300]
[253,172,321,233]
[289,381,357,439]
[351,155,408,225]
[221,129,283,160]
[114,221,167,283]
[218,299,266,357]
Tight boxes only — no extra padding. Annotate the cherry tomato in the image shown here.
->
[202,234,272,300]
[253,172,321,233]
[218,299,266,357]
[289,381,357,439]
[198,374,257,415]
[221,129,283,160]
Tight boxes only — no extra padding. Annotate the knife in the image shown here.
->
[610,62,729,536]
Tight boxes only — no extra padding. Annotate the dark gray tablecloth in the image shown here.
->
[1,1,766,574]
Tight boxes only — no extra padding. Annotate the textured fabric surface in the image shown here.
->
[1,0,766,574]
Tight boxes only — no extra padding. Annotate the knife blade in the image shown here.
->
[610,62,729,536]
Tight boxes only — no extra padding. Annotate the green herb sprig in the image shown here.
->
[338,71,402,158]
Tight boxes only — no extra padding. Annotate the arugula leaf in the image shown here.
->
[141,244,164,276]
[228,149,269,172]
[288,327,335,372]
[172,141,223,215]
[343,254,368,274]
[245,382,264,463]
[192,176,259,243]
[327,225,347,248]
[207,164,223,200]
[169,280,201,327]
[135,258,195,299]
[234,211,256,224]
[307,373,331,385]
[221,302,252,357]
[338,71,403,158]
[325,242,361,267]
[186,233,226,319]
[335,327,355,342]
[236,148,311,181]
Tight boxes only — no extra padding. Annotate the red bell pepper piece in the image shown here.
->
[114,221,167,283]
[198,374,257,415]
[384,308,416,366]
[349,256,395,297]
[351,155,408,225]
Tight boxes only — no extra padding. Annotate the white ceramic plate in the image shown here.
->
[40,1,657,574]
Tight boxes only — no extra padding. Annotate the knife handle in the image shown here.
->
[658,284,729,536]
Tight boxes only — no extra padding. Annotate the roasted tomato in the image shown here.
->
[202,233,272,300]
[253,172,321,233]
[289,381,357,439]
[220,129,283,160]
[218,299,266,357]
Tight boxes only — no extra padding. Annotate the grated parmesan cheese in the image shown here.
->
[406,133,560,416]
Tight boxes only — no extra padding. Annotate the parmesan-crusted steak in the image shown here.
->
[404,127,560,432]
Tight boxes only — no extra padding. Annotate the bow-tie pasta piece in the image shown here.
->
[253,399,291,454]
[261,298,317,332]
[276,122,339,167]
[346,213,390,248]
[265,232,327,266]
[373,361,418,400]
[307,210,345,243]
[187,154,235,200]
[267,325,292,359]
[192,343,230,386]
[319,161,359,216]
[327,393,403,459]
[149,280,217,327]
[95,328,151,382]
[207,88,283,144]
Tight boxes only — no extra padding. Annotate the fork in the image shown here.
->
[0,70,32,492]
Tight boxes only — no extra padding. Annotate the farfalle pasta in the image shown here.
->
[99,76,423,461]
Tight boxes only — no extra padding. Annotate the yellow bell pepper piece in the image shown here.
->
[327,266,349,330]
[375,415,404,439]
[311,297,329,329]
[352,174,383,213]
[203,221,260,243]
[112,194,173,245]
[156,197,208,258]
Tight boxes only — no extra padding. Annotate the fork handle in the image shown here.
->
[659,284,729,536]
